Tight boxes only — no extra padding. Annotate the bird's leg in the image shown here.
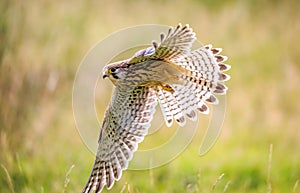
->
[140,81,175,93]
[160,84,175,94]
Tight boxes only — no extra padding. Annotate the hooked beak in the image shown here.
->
[102,69,109,79]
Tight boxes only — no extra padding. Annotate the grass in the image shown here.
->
[1,164,15,193]
[1,0,300,192]
[63,165,75,193]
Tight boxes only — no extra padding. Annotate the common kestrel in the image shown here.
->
[82,24,230,192]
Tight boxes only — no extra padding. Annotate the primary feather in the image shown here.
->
[82,24,230,192]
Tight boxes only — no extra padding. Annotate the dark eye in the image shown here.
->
[110,68,116,73]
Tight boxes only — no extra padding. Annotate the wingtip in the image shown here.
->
[175,116,186,127]
[166,119,173,127]
[186,110,198,121]
[204,44,213,50]
[152,40,158,48]
[197,103,210,114]
[218,63,231,72]
[206,94,219,105]
[211,47,223,55]
[215,55,228,63]
[219,73,231,82]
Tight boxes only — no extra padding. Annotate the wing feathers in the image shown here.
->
[152,23,196,60]
[82,86,157,193]
[83,24,230,192]
[155,44,230,127]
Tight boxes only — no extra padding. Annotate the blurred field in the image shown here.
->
[1,0,300,192]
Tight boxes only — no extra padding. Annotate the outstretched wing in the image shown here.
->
[152,23,196,59]
[155,45,231,127]
[82,86,157,193]
[129,23,196,64]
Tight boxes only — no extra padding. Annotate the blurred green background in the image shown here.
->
[1,0,300,192]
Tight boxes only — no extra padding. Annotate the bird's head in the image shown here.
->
[102,59,129,84]
[102,46,154,84]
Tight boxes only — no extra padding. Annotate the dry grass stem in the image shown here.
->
[292,179,299,193]
[222,180,231,193]
[1,164,15,193]
[62,164,75,193]
[120,182,128,193]
[211,173,224,192]
[267,144,273,193]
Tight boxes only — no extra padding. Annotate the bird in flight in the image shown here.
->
[82,24,230,192]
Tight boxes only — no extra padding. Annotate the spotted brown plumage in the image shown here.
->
[82,23,230,192]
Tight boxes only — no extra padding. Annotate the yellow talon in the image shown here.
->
[161,84,175,93]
